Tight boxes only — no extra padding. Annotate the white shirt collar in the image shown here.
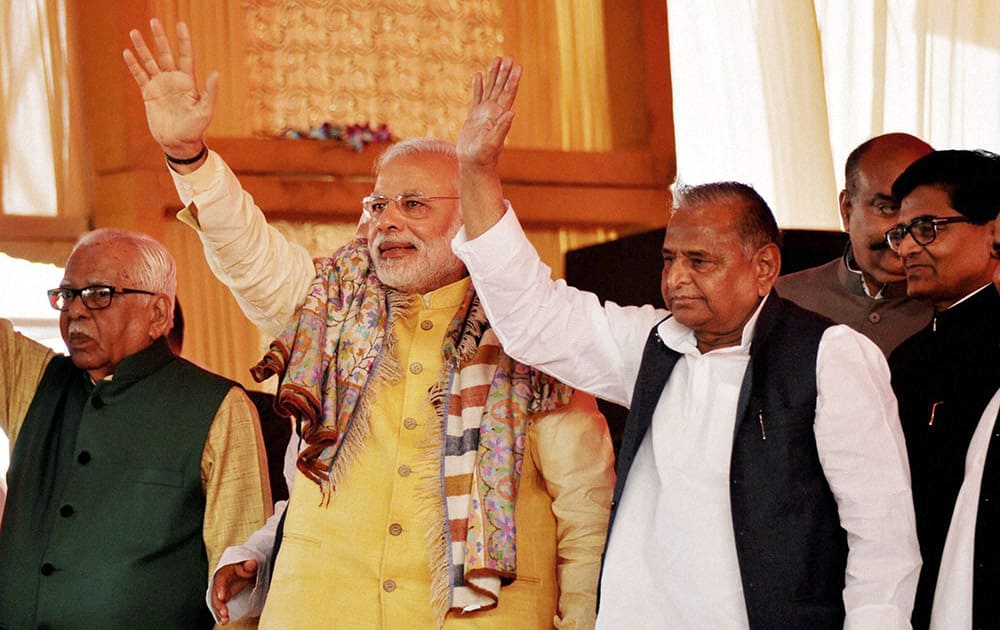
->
[945,283,993,310]
[657,294,770,357]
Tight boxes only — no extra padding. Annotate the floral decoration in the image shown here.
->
[278,122,394,152]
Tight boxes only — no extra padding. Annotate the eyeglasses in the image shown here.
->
[47,285,157,311]
[361,194,459,221]
[883,216,974,253]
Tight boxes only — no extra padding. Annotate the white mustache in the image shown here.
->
[372,234,419,252]
[67,323,93,337]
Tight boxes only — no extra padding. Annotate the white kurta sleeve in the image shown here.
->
[205,500,286,623]
[453,206,666,406]
[205,436,299,623]
[813,325,921,630]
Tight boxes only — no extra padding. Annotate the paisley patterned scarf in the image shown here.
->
[251,238,572,623]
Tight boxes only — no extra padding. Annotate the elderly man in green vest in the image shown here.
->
[0,228,272,629]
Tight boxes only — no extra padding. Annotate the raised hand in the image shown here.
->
[122,19,218,161]
[456,56,522,169]
[210,558,258,624]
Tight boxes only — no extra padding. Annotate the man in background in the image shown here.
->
[0,228,271,628]
[777,133,933,354]
[885,149,1000,630]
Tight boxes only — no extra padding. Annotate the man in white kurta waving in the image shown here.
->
[451,57,922,630]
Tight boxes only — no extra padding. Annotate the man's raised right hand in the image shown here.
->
[123,18,217,166]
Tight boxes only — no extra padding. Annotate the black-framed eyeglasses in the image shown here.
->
[47,285,157,311]
[883,216,974,253]
[361,194,459,222]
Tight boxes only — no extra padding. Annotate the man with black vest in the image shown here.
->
[0,228,271,628]
[885,149,1000,630]
[451,58,921,629]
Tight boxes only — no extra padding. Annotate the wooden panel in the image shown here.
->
[0,215,89,241]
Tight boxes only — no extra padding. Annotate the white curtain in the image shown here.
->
[668,0,1000,229]
[0,0,76,218]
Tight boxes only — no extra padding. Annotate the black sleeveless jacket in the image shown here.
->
[607,293,844,629]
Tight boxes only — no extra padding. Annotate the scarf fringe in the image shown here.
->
[317,289,410,503]
[418,362,453,629]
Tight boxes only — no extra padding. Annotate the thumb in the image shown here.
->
[200,71,220,118]
[235,558,259,578]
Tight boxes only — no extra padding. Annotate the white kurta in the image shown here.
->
[599,311,759,629]
[930,388,1000,630]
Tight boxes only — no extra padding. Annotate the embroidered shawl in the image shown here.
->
[251,238,572,623]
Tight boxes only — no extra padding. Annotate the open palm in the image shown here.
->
[123,19,217,156]
[457,56,522,168]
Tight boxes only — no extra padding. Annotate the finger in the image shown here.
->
[200,71,220,117]
[122,49,150,87]
[490,110,515,144]
[150,18,177,72]
[470,72,484,106]
[176,22,197,81]
[496,63,522,111]
[483,57,501,100]
[129,28,161,77]
[488,56,514,100]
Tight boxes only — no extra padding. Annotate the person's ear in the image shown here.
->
[755,243,782,296]
[838,189,853,232]
[148,294,172,339]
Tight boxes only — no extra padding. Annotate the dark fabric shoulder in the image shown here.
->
[887,322,932,371]
[169,354,241,392]
[751,292,835,357]
[773,259,841,306]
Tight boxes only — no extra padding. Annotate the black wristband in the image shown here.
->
[165,144,208,165]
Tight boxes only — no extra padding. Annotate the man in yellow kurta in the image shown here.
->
[124,19,615,630]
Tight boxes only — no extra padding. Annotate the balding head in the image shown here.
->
[839,133,933,290]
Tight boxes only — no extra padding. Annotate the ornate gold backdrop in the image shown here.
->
[152,0,616,150]
[147,0,636,388]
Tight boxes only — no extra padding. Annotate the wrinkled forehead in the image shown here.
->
[62,242,135,286]
[664,203,742,246]
[373,152,459,196]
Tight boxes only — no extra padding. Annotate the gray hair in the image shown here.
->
[71,228,177,318]
[672,181,781,257]
[374,138,457,175]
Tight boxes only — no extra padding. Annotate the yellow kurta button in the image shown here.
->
[420,319,433,331]
[409,362,423,374]
[398,464,412,477]
[403,417,417,430]
[389,523,403,536]
[383,579,397,592]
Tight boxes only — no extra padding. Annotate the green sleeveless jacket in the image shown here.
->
[0,338,234,629]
